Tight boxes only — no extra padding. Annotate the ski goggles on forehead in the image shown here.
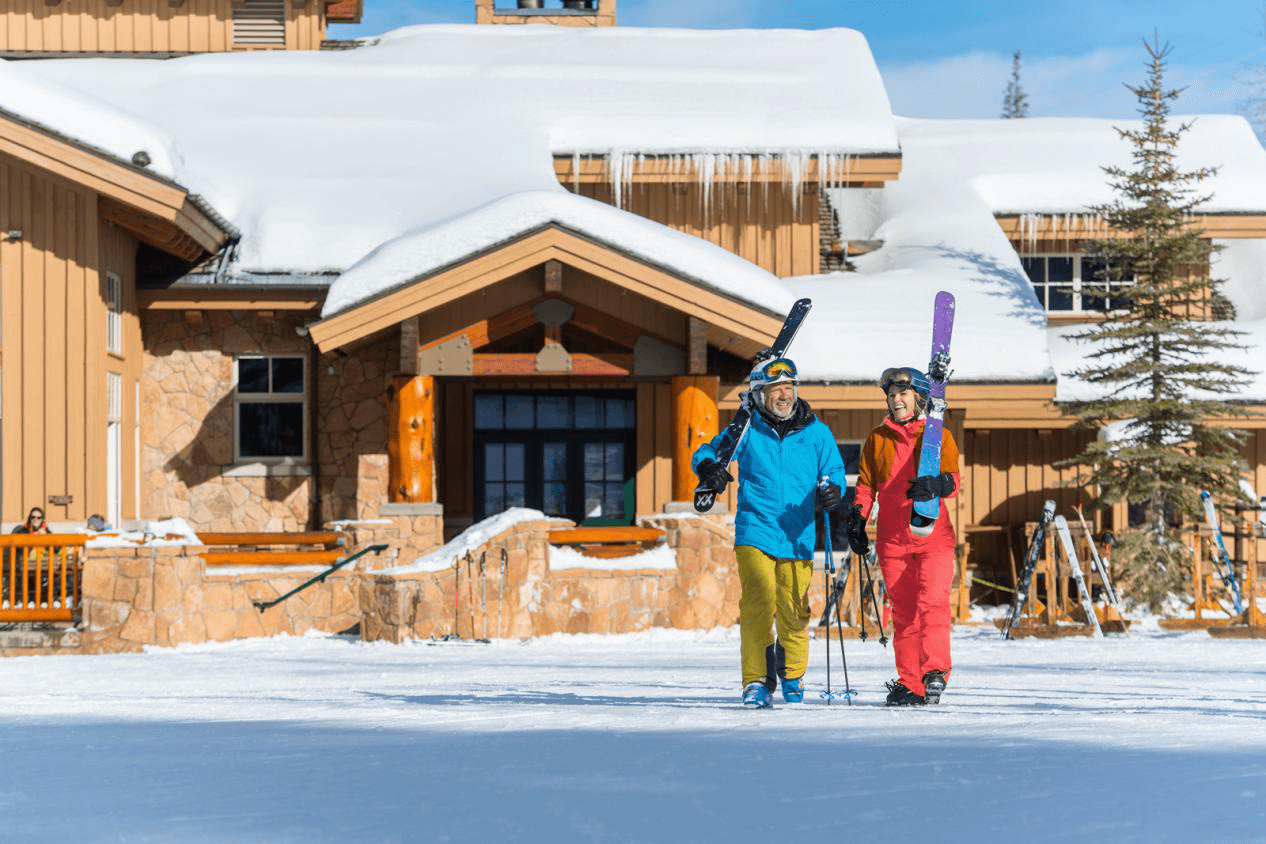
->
[755,358,798,383]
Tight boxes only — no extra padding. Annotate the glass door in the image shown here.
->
[473,391,635,524]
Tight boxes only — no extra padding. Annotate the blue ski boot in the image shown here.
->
[781,676,804,703]
[742,681,773,709]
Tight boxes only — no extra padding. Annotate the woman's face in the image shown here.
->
[28,510,44,527]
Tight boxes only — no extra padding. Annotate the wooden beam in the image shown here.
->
[553,153,902,185]
[687,316,707,374]
[399,316,419,376]
[388,375,436,503]
[672,375,719,501]
[420,304,539,352]
[544,259,563,292]
[139,287,324,311]
[473,353,632,376]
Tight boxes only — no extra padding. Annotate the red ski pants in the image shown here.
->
[878,542,954,696]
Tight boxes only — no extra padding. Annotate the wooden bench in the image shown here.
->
[198,531,344,567]
[547,526,666,559]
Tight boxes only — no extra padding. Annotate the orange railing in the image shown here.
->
[0,534,86,622]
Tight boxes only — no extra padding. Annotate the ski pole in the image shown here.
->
[833,553,854,703]
[453,555,461,639]
[480,550,488,642]
[465,551,476,640]
[859,550,888,646]
[819,478,834,704]
[497,547,507,639]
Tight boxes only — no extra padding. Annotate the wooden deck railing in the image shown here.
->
[0,534,86,622]
[197,531,344,567]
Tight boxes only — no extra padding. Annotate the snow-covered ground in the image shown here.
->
[0,623,1262,843]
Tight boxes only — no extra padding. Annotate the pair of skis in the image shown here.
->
[1003,501,1128,638]
[1201,490,1244,616]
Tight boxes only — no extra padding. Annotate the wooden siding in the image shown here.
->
[566,182,821,278]
[0,0,325,54]
[0,158,142,523]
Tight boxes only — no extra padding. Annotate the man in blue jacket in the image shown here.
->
[693,356,846,708]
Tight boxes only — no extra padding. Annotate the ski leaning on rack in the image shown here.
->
[910,291,957,537]
[693,297,813,512]
[1074,504,1129,636]
[1053,515,1104,637]
[816,549,852,629]
[1201,490,1244,616]
[1002,499,1056,639]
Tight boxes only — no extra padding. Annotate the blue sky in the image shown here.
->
[332,0,1266,124]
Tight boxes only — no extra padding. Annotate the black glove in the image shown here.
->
[695,458,733,493]
[843,503,869,556]
[907,472,955,502]
[816,481,842,512]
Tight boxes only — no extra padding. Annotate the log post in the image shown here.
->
[388,375,436,503]
[671,375,719,502]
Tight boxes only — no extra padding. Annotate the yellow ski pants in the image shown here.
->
[736,545,813,687]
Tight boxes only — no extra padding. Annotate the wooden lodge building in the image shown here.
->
[2,0,1265,646]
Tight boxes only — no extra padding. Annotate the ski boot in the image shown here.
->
[884,679,925,707]
[922,670,947,705]
[743,681,773,709]
[781,676,804,703]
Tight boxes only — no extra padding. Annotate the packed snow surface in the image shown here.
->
[0,625,1261,842]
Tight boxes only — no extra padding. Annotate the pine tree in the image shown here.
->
[1062,35,1257,609]
[1001,50,1029,118]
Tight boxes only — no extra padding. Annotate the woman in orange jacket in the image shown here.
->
[843,367,959,706]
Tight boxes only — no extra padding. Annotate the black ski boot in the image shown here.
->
[885,679,925,707]
[922,670,947,705]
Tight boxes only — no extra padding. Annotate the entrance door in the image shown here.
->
[473,391,636,524]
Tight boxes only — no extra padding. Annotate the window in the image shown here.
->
[235,356,305,461]
[1021,255,1134,313]
[473,392,636,524]
[105,272,122,355]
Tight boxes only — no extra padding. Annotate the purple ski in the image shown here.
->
[910,291,956,537]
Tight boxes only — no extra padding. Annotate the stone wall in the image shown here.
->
[361,511,742,642]
[142,310,397,533]
[79,545,361,653]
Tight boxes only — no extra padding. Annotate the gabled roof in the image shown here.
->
[309,192,792,357]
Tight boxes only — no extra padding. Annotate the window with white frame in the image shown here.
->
[105,272,122,355]
[235,356,305,460]
[1020,255,1134,313]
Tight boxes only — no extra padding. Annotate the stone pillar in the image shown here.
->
[388,375,436,503]
[671,375,719,501]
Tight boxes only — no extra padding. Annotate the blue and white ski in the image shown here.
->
[1201,490,1244,616]
[910,291,956,537]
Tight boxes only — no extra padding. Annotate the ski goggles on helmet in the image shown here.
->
[751,357,798,386]
[880,366,930,398]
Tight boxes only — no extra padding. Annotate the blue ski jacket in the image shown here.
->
[693,400,846,561]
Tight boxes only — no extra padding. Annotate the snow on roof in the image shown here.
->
[16,24,896,276]
[0,58,179,177]
[322,190,795,319]
[1048,319,1266,403]
[788,129,1052,384]
[897,115,1266,216]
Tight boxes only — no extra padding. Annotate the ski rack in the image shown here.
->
[254,544,387,612]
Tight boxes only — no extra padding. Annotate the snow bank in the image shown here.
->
[548,542,676,571]
[84,517,201,548]
[386,508,569,575]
